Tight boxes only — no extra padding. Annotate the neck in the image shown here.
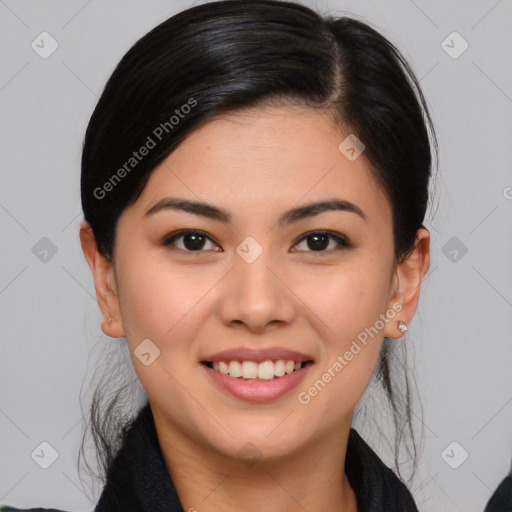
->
[152,410,358,512]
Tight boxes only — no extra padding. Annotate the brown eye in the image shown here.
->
[162,230,221,252]
[292,231,352,253]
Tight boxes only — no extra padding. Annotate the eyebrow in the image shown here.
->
[144,197,367,225]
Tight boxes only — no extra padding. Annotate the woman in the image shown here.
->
[2,0,438,510]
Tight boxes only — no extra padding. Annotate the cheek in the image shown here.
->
[295,256,392,400]
[115,253,211,355]
[294,269,389,415]
[296,258,392,343]
[115,258,217,407]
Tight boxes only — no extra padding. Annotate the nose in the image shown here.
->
[218,248,296,333]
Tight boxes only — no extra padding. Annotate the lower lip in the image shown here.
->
[201,363,313,403]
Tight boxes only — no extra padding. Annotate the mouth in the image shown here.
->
[200,359,315,381]
[200,358,315,402]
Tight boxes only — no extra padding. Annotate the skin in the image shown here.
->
[80,104,430,512]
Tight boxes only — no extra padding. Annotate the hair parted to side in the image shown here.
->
[78,0,438,501]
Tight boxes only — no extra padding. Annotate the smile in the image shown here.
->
[201,360,314,402]
[202,359,313,380]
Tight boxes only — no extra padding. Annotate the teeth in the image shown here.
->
[229,361,242,378]
[242,361,258,379]
[257,360,274,380]
[274,360,285,377]
[209,359,307,380]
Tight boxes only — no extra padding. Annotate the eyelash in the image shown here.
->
[161,229,353,254]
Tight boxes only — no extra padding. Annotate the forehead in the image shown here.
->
[135,105,392,228]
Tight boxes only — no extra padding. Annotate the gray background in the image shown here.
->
[1,1,511,511]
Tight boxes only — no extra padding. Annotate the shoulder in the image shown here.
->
[346,428,419,512]
[0,507,69,512]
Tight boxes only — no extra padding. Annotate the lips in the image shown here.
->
[201,359,313,402]
[199,347,315,402]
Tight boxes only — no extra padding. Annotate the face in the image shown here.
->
[81,104,429,465]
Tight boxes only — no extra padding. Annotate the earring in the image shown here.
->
[108,317,112,323]
[397,320,407,333]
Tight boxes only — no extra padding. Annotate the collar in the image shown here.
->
[95,403,419,512]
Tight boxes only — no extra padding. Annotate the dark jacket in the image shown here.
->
[4,402,511,511]
[1,403,421,512]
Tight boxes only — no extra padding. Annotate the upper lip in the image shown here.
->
[201,347,315,364]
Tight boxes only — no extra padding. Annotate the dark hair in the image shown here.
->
[78,0,438,500]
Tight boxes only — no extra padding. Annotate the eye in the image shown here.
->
[162,229,353,254]
[292,230,353,253]
[162,230,221,252]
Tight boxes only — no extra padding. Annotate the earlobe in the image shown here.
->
[79,220,126,338]
[384,227,430,339]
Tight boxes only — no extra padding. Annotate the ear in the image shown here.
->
[384,227,430,339]
[79,220,125,338]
